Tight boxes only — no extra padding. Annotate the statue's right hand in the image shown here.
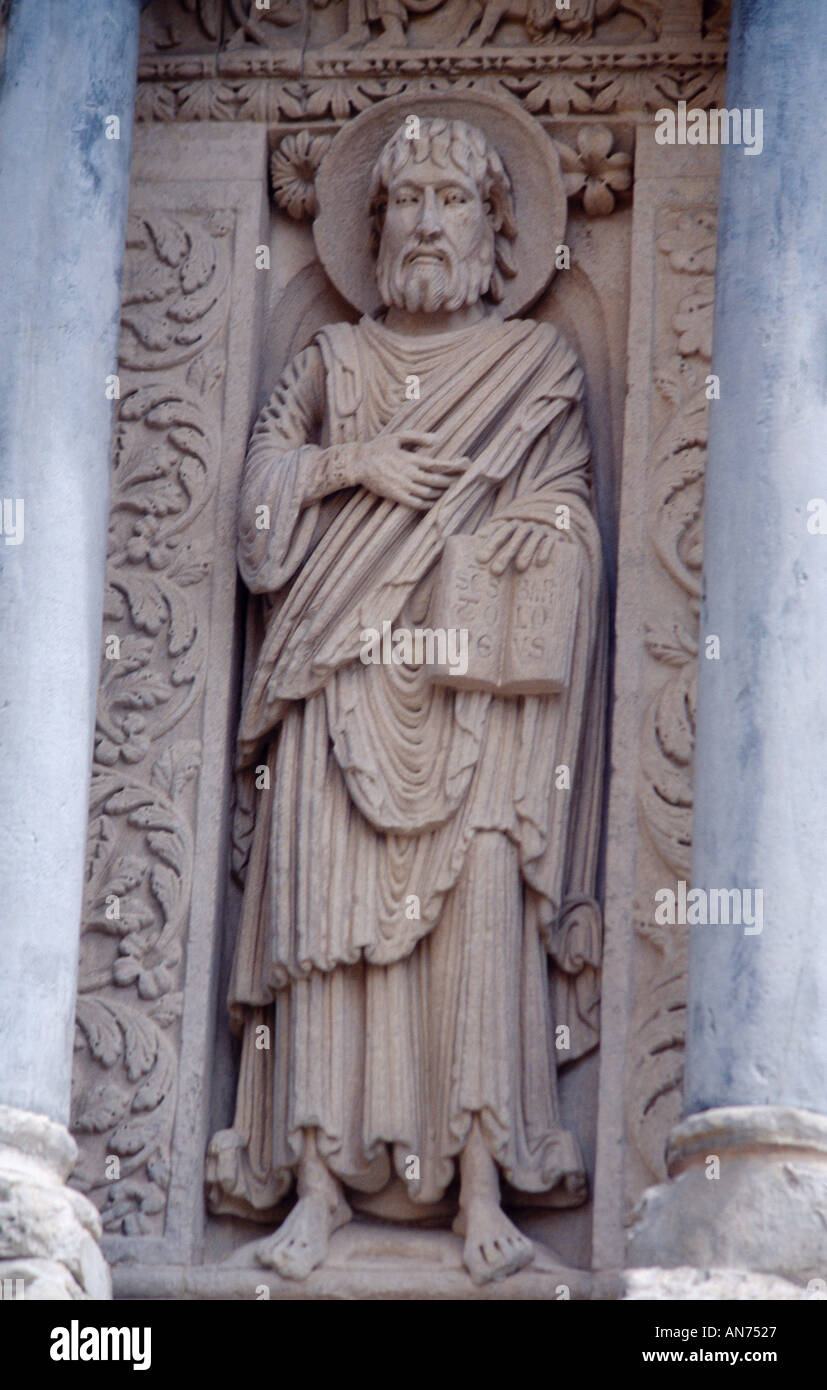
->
[353,433,468,510]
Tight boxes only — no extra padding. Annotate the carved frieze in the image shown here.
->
[136,0,725,127]
[142,0,665,55]
[134,52,727,126]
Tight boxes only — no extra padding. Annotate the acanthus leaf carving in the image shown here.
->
[627,201,716,1182]
[73,763,193,1232]
[120,211,232,370]
[72,207,235,1234]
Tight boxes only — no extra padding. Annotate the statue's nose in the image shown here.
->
[416,188,442,237]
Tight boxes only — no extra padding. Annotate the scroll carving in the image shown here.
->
[70,210,235,1235]
[627,207,716,1182]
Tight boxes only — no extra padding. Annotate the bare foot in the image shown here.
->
[454,1201,535,1285]
[256,1191,349,1280]
[455,1114,535,1285]
[256,1128,350,1280]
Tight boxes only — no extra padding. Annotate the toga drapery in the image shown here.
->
[206,312,608,1219]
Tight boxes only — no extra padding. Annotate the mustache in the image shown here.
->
[400,238,455,270]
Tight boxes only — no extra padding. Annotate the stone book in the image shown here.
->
[428,531,581,695]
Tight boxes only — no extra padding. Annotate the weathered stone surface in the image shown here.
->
[75,2,713,1298]
[53,0,790,1305]
[623,0,827,1293]
[15,0,827,1318]
[628,1106,827,1282]
[70,124,270,1272]
[0,0,143,1303]
[593,132,720,1269]
[0,1107,111,1301]
[623,1267,810,1301]
[0,0,141,1126]
[207,93,610,1289]
[313,89,568,319]
[117,1222,591,1300]
[686,0,827,1119]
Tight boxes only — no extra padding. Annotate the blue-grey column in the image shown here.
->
[0,0,143,1125]
[685,0,827,1116]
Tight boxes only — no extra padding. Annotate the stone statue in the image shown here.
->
[207,93,608,1285]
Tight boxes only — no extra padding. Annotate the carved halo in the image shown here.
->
[313,90,568,320]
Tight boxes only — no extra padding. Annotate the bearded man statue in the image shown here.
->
[206,94,608,1287]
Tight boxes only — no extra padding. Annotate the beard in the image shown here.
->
[376,234,495,314]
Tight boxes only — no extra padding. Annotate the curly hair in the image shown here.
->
[368,118,518,304]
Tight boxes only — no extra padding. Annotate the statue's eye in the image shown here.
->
[443,190,468,206]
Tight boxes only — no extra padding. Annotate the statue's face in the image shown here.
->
[375,150,496,315]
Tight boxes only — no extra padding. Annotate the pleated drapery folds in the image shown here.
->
[206,314,607,1221]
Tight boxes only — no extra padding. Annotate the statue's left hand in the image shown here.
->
[475,519,560,575]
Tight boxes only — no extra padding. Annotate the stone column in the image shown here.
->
[0,0,145,1299]
[629,0,827,1285]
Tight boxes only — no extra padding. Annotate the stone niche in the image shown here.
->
[69,0,727,1299]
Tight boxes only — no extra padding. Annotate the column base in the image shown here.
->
[0,1104,111,1300]
[627,1105,827,1284]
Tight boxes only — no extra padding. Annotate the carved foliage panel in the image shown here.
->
[70,207,237,1236]
[625,196,717,1192]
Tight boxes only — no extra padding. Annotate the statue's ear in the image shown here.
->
[485,190,504,235]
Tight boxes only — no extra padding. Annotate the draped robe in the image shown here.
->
[206,312,608,1219]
